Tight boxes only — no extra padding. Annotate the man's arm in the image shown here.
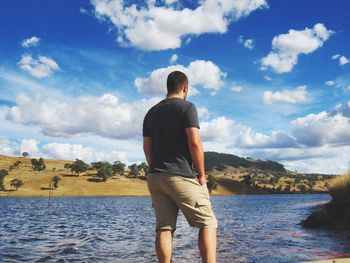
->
[185,127,207,185]
[143,136,152,167]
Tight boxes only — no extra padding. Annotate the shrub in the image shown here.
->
[328,172,350,201]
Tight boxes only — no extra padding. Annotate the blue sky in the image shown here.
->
[0,0,349,174]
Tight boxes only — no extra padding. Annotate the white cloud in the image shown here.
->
[6,92,159,139]
[230,85,242,93]
[21,139,40,156]
[236,128,297,149]
[324,80,335,86]
[197,106,210,119]
[0,137,127,164]
[17,54,60,78]
[262,85,308,104]
[42,142,127,163]
[238,35,254,49]
[200,116,235,142]
[339,55,349,66]
[169,54,178,64]
[0,137,19,156]
[21,36,40,48]
[91,0,267,50]
[332,54,349,66]
[135,60,226,96]
[261,23,333,73]
[291,109,350,147]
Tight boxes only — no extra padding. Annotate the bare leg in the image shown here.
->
[155,229,175,263]
[198,227,217,263]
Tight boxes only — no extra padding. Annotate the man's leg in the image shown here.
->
[155,229,175,263]
[198,226,217,263]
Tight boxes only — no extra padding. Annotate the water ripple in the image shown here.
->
[1,194,349,262]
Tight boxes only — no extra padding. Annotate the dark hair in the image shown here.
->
[167,71,188,94]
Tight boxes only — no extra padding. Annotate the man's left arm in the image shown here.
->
[143,137,152,167]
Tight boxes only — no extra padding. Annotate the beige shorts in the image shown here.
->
[147,171,218,232]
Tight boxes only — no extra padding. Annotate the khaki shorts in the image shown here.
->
[147,171,218,232]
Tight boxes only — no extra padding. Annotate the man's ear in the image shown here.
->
[183,83,188,93]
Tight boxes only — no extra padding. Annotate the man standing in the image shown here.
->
[143,71,218,263]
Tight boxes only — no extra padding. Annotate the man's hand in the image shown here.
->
[197,176,208,186]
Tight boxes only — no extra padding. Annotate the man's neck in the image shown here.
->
[166,94,183,100]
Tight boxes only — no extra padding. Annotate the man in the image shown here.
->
[143,70,218,263]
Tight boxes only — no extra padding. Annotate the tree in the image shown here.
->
[69,159,90,176]
[52,176,61,188]
[31,158,46,172]
[22,152,29,157]
[112,161,126,176]
[0,169,8,191]
[10,179,24,190]
[64,163,72,170]
[207,173,218,193]
[9,161,22,171]
[97,163,113,182]
[91,161,105,170]
[138,162,149,176]
[242,174,253,185]
[128,163,141,178]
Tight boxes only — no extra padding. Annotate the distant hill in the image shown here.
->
[0,151,337,197]
[203,151,336,194]
[204,151,285,172]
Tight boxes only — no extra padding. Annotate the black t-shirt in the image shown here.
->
[143,97,200,178]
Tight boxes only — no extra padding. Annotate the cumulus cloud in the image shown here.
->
[324,80,335,86]
[0,137,127,163]
[17,54,60,78]
[6,92,159,139]
[0,137,19,156]
[41,142,127,163]
[91,0,267,50]
[238,35,254,49]
[262,85,308,104]
[261,23,333,73]
[197,106,210,119]
[169,54,178,64]
[236,128,297,149]
[230,85,243,93]
[339,56,349,66]
[21,36,40,47]
[135,60,226,96]
[332,54,349,66]
[291,109,350,147]
[200,116,235,142]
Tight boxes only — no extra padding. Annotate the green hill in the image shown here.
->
[204,151,285,172]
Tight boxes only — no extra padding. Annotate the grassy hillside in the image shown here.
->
[0,152,336,197]
[0,154,254,197]
[205,151,336,194]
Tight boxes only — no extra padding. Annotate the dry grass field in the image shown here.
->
[0,154,333,197]
[0,154,244,197]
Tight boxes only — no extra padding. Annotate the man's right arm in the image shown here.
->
[185,127,207,185]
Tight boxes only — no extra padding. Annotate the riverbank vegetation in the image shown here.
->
[328,172,350,201]
[301,171,350,236]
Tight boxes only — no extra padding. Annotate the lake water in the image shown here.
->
[1,194,350,263]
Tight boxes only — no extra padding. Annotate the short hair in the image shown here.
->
[167,71,188,94]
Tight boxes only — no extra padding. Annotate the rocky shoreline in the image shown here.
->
[300,198,350,238]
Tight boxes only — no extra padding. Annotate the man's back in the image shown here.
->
[143,97,199,178]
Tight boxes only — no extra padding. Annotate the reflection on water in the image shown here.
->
[0,194,349,263]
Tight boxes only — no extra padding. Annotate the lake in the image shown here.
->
[1,194,350,262]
